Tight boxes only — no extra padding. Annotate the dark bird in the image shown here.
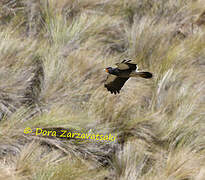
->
[104,59,152,94]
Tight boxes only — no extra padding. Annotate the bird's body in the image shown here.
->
[104,60,152,94]
[105,68,131,78]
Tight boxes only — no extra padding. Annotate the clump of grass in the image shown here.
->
[0,0,205,179]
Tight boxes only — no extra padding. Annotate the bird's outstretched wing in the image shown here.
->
[104,74,129,94]
[115,59,137,70]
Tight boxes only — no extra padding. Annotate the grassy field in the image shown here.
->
[0,0,205,179]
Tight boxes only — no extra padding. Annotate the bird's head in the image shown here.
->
[104,67,113,74]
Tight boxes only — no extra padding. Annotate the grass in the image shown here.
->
[0,0,205,179]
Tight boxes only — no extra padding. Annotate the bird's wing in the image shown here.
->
[104,74,129,94]
[115,59,137,70]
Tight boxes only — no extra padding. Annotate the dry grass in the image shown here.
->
[0,0,205,179]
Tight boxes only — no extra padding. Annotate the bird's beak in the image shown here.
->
[104,68,109,73]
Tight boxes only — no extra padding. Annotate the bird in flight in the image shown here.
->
[104,59,152,94]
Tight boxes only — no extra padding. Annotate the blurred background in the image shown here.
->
[0,0,205,179]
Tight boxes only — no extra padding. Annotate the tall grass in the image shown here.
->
[0,0,205,179]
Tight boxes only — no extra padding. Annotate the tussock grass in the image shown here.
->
[0,0,205,179]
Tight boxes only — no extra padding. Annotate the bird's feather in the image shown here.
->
[104,74,129,94]
[130,71,153,78]
[116,59,137,70]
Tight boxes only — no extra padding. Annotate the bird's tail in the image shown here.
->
[131,71,153,79]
